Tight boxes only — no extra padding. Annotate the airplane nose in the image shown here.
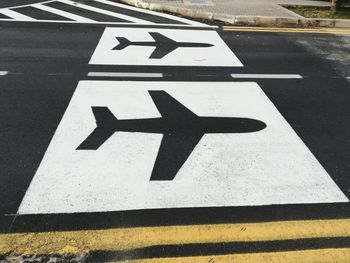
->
[252,119,267,132]
[240,118,267,133]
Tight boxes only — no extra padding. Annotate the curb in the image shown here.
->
[120,0,350,28]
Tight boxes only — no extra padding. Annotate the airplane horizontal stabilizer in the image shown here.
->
[76,107,117,150]
[113,37,131,50]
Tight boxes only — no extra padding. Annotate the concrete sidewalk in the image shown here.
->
[120,0,350,28]
[131,0,330,18]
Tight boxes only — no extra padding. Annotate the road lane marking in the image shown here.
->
[222,26,350,35]
[119,248,350,263]
[1,219,350,255]
[32,3,95,22]
[0,9,36,21]
[58,0,152,24]
[0,71,8,76]
[231,74,303,79]
[87,72,163,78]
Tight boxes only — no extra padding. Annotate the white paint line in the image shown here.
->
[94,0,207,26]
[231,74,303,79]
[0,71,8,76]
[59,0,153,24]
[346,77,350,79]
[87,72,163,78]
[32,3,95,22]
[0,9,36,21]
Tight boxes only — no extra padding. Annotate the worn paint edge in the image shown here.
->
[1,218,350,256]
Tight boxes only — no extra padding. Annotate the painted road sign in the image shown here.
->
[18,81,348,215]
[89,28,243,66]
[76,90,267,181]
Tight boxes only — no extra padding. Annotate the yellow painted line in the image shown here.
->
[0,219,349,255]
[222,26,350,35]
[120,248,350,263]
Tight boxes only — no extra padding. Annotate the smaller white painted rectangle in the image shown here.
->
[89,28,243,67]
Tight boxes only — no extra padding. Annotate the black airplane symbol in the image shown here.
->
[112,32,214,59]
[77,91,267,181]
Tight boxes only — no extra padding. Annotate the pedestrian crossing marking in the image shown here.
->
[0,9,36,21]
[32,3,95,22]
[94,0,206,26]
[59,0,153,24]
[0,0,209,27]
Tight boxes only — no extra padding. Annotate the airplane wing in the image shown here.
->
[148,90,202,180]
[150,132,203,180]
[149,32,177,59]
[148,90,198,119]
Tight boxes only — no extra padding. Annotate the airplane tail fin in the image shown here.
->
[76,107,117,150]
[113,37,131,50]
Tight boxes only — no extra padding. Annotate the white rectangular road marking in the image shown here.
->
[32,3,96,22]
[90,28,243,67]
[231,74,303,79]
[87,72,163,78]
[59,0,153,24]
[0,9,36,21]
[18,81,348,214]
[0,71,8,76]
[94,0,208,26]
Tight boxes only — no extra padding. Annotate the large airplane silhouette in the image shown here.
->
[77,91,267,181]
[113,32,214,59]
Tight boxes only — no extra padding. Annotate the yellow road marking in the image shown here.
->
[222,26,350,35]
[1,219,349,255]
[120,248,350,263]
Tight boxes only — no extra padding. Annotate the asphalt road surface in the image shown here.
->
[0,0,349,262]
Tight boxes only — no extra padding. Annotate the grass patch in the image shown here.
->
[288,6,350,19]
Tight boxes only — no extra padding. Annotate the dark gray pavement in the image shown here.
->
[0,1,349,261]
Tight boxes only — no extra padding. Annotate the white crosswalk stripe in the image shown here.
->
[0,9,36,21]
[58,0,153,24]
[0,0,209,27]
[95,0,207,26]
[32,3,95,22]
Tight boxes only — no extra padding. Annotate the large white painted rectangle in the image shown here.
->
[89,28,243,67]
[18,81,348,214]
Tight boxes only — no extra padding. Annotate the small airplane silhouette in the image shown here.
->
[77,91,267,181]
[112,32,214,59]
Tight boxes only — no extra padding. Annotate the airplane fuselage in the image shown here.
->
[102,117,266,134]
[124,41,213,49]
